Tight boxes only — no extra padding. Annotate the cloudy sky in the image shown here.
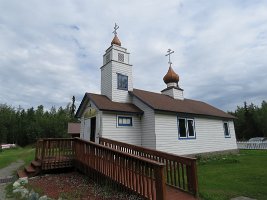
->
[1,0,267,112]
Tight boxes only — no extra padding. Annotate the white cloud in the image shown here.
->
[0,0,267,111]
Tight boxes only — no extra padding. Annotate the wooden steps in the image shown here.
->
[25,165,35,173]
[17,169,27,178]
[17,160,42,178]
[32,160,41,167]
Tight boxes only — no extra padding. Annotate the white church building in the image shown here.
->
[76,25,238,156]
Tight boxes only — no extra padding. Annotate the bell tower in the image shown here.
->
[101,23,133,103]
[161,49,184,100]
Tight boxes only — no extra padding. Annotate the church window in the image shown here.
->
[178,117,196,139]
[117,116,132,127]
[223,122,230,138]
[118,53,124,62]
[117,73,128,90]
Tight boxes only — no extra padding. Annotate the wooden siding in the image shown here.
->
[161,88,184,100]
[132,97,156,149]
[101,112,142,146]
[111,46,130,64]
[101,44,132,103]
[101,63,112,100]
[80,101,100,142]
[155,113,237,155]
[111,61,133,103]
[80,116,84,139]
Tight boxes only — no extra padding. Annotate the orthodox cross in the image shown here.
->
[113,23,119,35]
[165,49,174,65]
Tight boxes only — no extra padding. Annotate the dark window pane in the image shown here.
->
[117,74,128,90]
[179,118,186,137]
[224,122,229,136]
[188,119,195,137]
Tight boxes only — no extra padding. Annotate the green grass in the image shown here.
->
[0,146,35,169]
[1,147,266,200]
[198,150,267,200]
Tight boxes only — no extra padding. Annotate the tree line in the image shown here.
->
[0,99,266,146]
[229,100,267,140]
[0,97,77,146]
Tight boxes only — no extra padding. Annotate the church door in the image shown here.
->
[90,117,96,142]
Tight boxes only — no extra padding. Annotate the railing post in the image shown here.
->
[35,140,39,160]
[41,139,46,170]
[190,160,198,196]
[154,164,166,200]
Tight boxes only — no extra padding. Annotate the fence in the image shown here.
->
[99,137,198,196]
[36,138,166,200]
[36,138,74,170]
[237,141,267,150]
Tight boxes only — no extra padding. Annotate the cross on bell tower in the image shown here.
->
[102,24,133,103]
[111,23,121,46]
[162,48,184,100]
[165,48,174,66]
[113,23,119,35]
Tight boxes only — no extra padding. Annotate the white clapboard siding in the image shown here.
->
[111,45,130,64]
[101,112,142,146]
[155,113,237,155]
[80,116,85,139]
[80,101,100,141]
[161,88,184,100]
[111,61,133,103]
[237,142,267,149]
[101,63,112,100]
[132,97,156,149]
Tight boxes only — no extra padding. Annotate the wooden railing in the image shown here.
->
[35,138,167,200]
[99,137,198,196]
[74,138,166,200]
[35,139,43,160]
[36,138,75,170]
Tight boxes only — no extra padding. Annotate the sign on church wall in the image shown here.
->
[84,107,97,118]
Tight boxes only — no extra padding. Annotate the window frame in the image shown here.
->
[187,118,196,138]
[117,73,128,91]
[177,117,196,140]
[117,116,133,127]
[223,121,231,138]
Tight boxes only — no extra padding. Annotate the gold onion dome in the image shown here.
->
[111,35,121,46]
[163,66,179,84]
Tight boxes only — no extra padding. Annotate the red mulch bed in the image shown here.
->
[28,172,142,200]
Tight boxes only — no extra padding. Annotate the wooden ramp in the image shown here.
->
[26,138,198,200]
[167,186,197,200]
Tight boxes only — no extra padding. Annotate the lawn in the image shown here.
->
[1,147,266,200]
[198,150,267,200]
[0,146,35,169]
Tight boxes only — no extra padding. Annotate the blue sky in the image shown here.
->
[1,0,267,111]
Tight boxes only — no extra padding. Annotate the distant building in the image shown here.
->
[76,27,237,155]
[67,122,80,138]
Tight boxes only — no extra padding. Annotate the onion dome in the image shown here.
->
[163,66,179,84]
[111,35,121,46]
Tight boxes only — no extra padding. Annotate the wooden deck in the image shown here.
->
[23,138,198,200]
[167,186,197,200]
[99,137,198,196]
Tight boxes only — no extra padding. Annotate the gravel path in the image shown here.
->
[0,160,24,200]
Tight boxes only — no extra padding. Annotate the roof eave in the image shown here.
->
[100,109,143,115]
[154,109,236,120]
